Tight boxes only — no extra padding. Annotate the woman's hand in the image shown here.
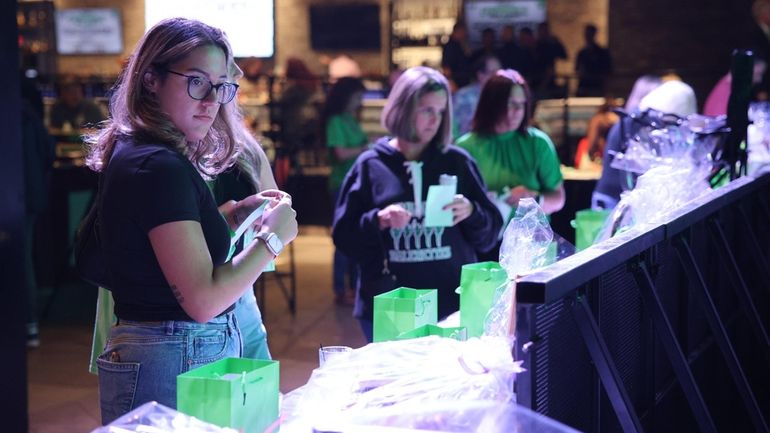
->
[257,189,292,207]
[505,185,538,206]
[377,204,412,229]
[223,189,292,231]
[260,195,298,246]
[443,194,474,225]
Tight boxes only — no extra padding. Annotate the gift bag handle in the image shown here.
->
[415,298,430,317]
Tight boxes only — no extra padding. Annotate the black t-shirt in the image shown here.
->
[101,138,231,321]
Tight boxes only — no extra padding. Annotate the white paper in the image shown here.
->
[231,200,268,249]
[424,184,456,227]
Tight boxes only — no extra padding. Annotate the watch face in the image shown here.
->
[266,234,283,254]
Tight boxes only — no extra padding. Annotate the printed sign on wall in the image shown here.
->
[464,0,547,48]
[55,9,123,55]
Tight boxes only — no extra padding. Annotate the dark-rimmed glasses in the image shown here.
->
[165,70,239,104]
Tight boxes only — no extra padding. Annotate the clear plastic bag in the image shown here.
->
[336,399,581,433]
[287,336,522,429]
[610,113,725,177]
[596,163,712,244]
[90,401,238,433]
[597,113,719,241]
[484,198,556,340]
[748,101,770,174]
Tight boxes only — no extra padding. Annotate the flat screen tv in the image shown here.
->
[55,8,123,55]
[309,4,381,51]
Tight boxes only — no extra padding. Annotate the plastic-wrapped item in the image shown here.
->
[484,199,555,339]
[332,400,581,433]
[286,336,522,430]
[609,113,725,177]
[748,101,770,174]
[498,198,553,277]
[90,401,238,433]
[596,163,711,243]
[596,113,720,242]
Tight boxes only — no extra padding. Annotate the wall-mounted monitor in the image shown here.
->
[55,8,123,55]
[309,4,381,51]
[145,0,274,58]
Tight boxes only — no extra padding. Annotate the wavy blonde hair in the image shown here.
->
[85,18,239,177]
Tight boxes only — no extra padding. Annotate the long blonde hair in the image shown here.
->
[85,18,239,178]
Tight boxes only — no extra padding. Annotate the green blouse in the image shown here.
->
[326,112,367,192]
[456,128,563,194]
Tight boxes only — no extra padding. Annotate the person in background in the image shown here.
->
[277,57,322,163]
[452,55,501,139]
[85,18,298,423]
[703,58,767,116]
[469,27,497,66]
[497,25,533,80]
[457,69,565,220]
[210,62,284,360]
[532,22,567,99]
[575,24,613,97]
[21,74,55,348]
[333,67,502,342]
[321,77,368,305]
[592,79,697,210]
[574,99,620,169]
[517,27,538,85]
[624,74,663,112]
[575,75,663,171]
[442,21,472,90]
[750,0,770,99]
[328,54,362,83]
[49,77,105,130]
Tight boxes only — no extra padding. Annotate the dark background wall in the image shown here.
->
[607,0,758,108]
[0,0,28,431]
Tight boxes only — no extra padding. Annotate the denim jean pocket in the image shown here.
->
[189,329,236,369]
[96,355,140,425]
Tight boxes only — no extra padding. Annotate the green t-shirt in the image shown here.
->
[456,128,563,195]
[326,113,367,191]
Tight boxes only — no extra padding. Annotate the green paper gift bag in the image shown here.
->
[571,209,611,251]
[373,287,438,342]
[177,357,279,433]
[455,261,508,338]
[396,324,467,341]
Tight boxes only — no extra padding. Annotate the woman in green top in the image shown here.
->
[457,69,565,215]
[321,77,368,304]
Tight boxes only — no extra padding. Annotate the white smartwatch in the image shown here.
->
[256,231,284,256]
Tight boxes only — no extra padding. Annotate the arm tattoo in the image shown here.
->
[170,285,185,304]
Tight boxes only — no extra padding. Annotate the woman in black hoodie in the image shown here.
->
[332,66,502,341]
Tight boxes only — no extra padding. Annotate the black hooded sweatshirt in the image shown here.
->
[332,137,503,320]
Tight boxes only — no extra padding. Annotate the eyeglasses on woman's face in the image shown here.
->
[165,69,239,104]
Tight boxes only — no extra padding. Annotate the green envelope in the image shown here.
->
[455,261,508,338]
[177,358,279,433]
[396,324,468,341]
[373,287,438,342]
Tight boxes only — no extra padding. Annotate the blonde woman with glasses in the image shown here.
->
[85,18,297,423]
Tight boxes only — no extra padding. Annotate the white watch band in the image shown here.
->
[256,231,283,256]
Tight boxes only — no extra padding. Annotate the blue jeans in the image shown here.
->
[96,311,242,424]
[235,289,271,359]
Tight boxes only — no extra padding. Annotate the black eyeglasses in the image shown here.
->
[165,70,239,104]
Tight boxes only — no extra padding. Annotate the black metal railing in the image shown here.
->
[515,169,770,433]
